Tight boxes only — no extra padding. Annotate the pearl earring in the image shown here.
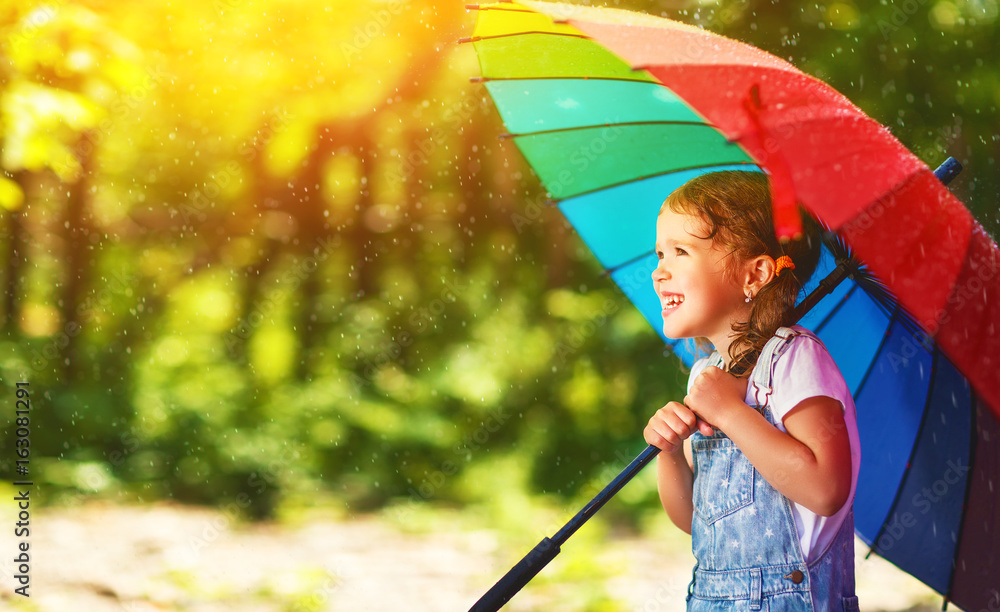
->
[745,290,753,303]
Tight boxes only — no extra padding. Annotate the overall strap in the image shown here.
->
[750,326,817,410]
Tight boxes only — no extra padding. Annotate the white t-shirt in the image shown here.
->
[687,327,861,563]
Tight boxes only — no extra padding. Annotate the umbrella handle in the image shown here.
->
[469,445,660,611]
[468,537,561,612]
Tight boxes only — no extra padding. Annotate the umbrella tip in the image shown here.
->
[458,36,479,44]
[933,156,963,186]
[469,76,487,83]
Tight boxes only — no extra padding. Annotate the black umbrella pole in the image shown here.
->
[469,445,661,612]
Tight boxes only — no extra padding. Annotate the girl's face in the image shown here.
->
[651,207,749,349]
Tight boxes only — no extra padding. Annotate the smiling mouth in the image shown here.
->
[661,294,685,312]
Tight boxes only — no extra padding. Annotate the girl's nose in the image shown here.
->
[651,261,670,281]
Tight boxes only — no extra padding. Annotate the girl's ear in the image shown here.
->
[744,255,776,294]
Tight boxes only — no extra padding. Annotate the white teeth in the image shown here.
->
[663,295,685,308]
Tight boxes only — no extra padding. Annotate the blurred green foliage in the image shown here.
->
[0,0,996,527]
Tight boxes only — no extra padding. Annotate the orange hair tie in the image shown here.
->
[775,255,796,276]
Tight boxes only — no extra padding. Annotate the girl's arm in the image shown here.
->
[644,401,712,533]
[654,446,695,533]
[686,367,853,517]
[721,396,851,516]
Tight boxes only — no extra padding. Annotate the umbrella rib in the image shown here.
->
[545,161,760,205]
[462,31,589,44]
[943,385,981,609]
[472,75,656,85]
[824,239,929,341]
[855,303,902,556]
[499,119,717,139]
[865,340,939,564]
[466,5,538,14]
[601,250,654,278]
[808,282,859,336]
[855,276,900,322]
[855,270,931,341]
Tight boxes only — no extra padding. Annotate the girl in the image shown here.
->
[643,171,860,611]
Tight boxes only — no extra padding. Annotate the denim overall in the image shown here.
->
[687,327,859,611]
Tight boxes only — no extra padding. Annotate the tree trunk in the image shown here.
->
[546,215,570,289]
[61,131,96,382]
[291,129,335,381]
[3,171,29,333]
[354,134,381,301]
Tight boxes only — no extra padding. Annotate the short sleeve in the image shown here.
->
[687,357,711,394]
[765,335,852,424]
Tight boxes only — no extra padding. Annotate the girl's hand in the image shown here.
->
[684,366,750,430]
[644,401,715,453]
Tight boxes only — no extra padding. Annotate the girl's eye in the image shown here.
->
[655,247,687,259]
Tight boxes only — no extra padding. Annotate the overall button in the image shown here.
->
[784,570,804,584]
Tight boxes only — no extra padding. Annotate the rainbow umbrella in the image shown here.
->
[465,2,1000,611]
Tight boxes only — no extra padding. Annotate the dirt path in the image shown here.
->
[1,502,942,611]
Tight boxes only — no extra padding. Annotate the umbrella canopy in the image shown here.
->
[468,2,1000,610]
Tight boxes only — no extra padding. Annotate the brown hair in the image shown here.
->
[662,170,823,378]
